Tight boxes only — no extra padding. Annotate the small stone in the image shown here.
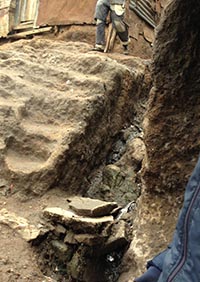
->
[64,230,76,244]
[102,165,124,188]
[0,208,41,241]
[51,240,68,254]
[143,26,154,43]
[129,138,146,164]
[67,247,86,280]
[54,224,67,235]
[74,234,105,246]
[104,221,129,253]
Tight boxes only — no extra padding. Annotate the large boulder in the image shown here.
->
[0,39,148,196]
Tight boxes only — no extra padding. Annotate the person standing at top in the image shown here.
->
[92,0,130,54]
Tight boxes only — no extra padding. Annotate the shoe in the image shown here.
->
[123,45,129,55]
[90,45,104,52]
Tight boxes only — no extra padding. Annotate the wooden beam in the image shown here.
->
[104,23,116,53]
[8,26,52,39]
[104,23,113,53]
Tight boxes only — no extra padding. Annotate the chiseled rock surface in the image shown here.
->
[143,0,200,193]
[67,196,118,217]
[0,39,148,196]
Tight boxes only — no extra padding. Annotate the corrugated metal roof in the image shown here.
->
[19,0,38,23]
[129,0,156,28]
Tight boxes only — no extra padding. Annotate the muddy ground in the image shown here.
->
[0,189,71,282]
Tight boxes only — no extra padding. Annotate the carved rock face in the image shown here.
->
[119,1,200,280]
[143,0,200,193]
[0,39,148,196]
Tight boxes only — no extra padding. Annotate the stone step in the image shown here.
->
[67,196,118,217]
[3,120,82,175]
[20,120,64,142]
[0,56,105,95]
[4,133,53,169]
[5,150,46,173]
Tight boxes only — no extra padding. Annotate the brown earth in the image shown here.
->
[44,22,154,60]
[0,225,44,282]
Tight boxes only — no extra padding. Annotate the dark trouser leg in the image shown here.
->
[94,0,110,48]
[116,25,129,45]
[111,11,129,45]
[96,20,107,46]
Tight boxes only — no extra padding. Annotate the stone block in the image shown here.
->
[68,196,118,217]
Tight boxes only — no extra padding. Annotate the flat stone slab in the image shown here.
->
[67,196,118,217]
[43,207,113,234]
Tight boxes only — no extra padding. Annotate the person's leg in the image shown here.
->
[93,0,110,51]
[95,20,107,50]
[110,9,129,54]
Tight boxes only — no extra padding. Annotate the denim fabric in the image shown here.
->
[135,266,161,282]
[142,156,200,282]
[94,0,129,45]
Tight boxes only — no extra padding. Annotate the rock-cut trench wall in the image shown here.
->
[143,0,200,193]
[118,1,200,280]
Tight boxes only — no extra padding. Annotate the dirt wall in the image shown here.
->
[37,0,97,26]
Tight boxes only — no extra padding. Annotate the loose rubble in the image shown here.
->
[35,196,133,282]
[0,208,42,241]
